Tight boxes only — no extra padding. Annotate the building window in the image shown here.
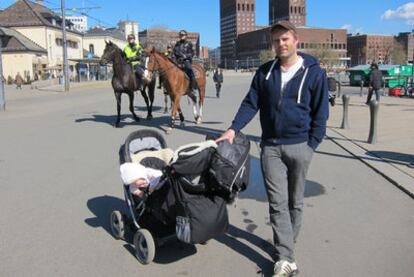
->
[242,4,245,11]
[295,6,297,14]
[247,4,250,11]
[89,44,94,54]
[238,3,240,11]
[252,4,254,11]
[55,38,63,46]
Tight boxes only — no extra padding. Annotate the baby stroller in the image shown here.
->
[110,129,249,264]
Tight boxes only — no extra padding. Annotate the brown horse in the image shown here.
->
[144,48,206,133]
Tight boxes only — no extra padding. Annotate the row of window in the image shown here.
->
[299,42,346,50]
[55,38,79,49]
[237,3,254,12]
[290,6,305,15]
[69,18,84,22]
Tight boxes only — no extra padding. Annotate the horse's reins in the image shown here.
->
[151,53,179,77]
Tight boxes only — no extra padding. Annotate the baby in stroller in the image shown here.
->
[120,162,163,198]
[110,129,250,265]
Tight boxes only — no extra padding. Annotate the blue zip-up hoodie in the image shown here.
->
[230,53,329,150]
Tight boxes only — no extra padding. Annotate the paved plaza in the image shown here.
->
[0,73,413,277]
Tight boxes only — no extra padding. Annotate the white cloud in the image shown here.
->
[339,24,363,34]
[354,27,364,34]
[382,2,414,24]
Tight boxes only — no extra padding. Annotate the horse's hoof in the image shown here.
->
[166,127,173,134]
[134,117,140,122]
[113,123,120,128]
[180,122,185,128]
[164,109,168,114]
[196,117,202,125]
[146,114,153,120]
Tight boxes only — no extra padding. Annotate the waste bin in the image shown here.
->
[388,87,402,96]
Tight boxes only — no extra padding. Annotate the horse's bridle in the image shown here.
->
[147,52,177,77]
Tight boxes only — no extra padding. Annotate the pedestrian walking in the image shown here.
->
[15,72,23,90]
[216,21,329,277]
[366,63,382,104]
[213,68,224,98]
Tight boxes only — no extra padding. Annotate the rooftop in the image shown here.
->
[0,26,46,53]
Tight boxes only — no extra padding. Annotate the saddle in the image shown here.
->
[176,63,200,80]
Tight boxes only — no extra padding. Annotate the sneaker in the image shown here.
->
[273,260,299,277]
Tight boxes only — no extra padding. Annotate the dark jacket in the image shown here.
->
[230,53,329,150]
[213,72,223,83]
[369,69,383,90]
[173,40,194,62]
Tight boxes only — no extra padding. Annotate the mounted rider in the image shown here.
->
[165,44,173,59]
[123,34,144,88]
[173,30,197,90]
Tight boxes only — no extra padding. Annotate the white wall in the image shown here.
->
[83,36,127,57]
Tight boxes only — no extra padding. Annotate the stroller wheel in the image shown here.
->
[110,210,125,240]
[133,229,155,265]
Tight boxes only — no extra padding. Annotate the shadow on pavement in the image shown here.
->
[366,151,414,166]
[75,114,137,127]
[216,225,275,276]
[85,195,127,235]
[315,148,412,167]
[85,195,198,264]
[240,158,326,202]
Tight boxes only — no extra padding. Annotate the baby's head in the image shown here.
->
[120,163,148,185]
[130,178,149,197]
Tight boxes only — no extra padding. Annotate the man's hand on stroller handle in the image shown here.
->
[216,129,235,144]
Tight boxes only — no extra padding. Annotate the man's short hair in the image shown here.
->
[270,20,297,36]
[127,34,135,40]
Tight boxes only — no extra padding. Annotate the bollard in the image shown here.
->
[360,81,364,97]
[341,94,350,129]
[368,100,379,144]
[337,81,341,97]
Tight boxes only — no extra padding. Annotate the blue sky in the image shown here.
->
[0,0,410,48]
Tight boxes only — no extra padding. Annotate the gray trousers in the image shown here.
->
[260,142,313,262]
[366,88,381,103]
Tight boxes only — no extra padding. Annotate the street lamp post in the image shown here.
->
[0,30,10,111]
[61,0,70,91]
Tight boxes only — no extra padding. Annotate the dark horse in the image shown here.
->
[100,40,156,127]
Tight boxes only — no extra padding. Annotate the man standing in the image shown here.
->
[173,30,196,90]
[123,34,144,89]
[216,21,328,277]
[366,63,382,104]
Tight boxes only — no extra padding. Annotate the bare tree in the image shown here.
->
[382,43,394,64]
[306,46,340,69]
[259,50,274,64]
[391,42,407,65]
[142,25,173,51]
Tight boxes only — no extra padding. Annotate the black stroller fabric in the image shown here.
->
[137,181,177,238]
[172,177,229,244]
[170,142,216,194]
[170,143,215,175]
[208,132,251,201]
